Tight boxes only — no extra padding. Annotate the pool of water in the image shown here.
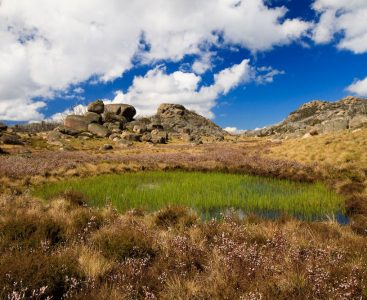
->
[33,171,346,223]
[202,207,349,224]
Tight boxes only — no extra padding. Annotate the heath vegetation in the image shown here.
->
[0,196,366,299]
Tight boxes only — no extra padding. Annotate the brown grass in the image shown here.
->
[269,128,367,176]
[0,196,366,299]
[1,131,367,298]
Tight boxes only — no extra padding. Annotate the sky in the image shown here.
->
[0,0,367,130]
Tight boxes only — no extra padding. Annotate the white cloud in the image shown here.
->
[110,59,253,118]
[223,127,245,134]
[0,0,311,121]
[347,76,367,96]
[312,0,367,53]
[73,87,84,94]
[192,52,214,75]
[49,104,87,122]
[0,98,46,121]
[255,66,285,84]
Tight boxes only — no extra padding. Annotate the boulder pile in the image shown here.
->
[0,122,24,146]
[57,100,226,145]
[243,96,367,139]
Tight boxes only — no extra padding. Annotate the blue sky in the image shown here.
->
[1,0,367,130]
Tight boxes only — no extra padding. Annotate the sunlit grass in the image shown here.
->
[33,171,344,219]
[269,128,367,169]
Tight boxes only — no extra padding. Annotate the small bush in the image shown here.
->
[345,195,367,216]
[92,226,155,261]
[351,215,367,235]
[63,189,89,206]
[154,206,197,228]
[71,209,104,235]
[0,250,83,299]
[339,182,365,195]
[0,216,66,249]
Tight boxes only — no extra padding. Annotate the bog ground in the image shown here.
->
[33,171,343,220]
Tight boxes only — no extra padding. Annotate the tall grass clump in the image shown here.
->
[33,171,344,220]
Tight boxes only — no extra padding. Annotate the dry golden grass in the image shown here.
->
[78,246,113,279]
[0,195,366,299]
[269,128,367,171]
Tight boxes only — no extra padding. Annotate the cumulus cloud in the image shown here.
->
[223,127,245,134]
[109,59,253,118]
[0,0,311,121]
[347,76,367,96]
[49,104,87,122]
[192,52,214,75]
[312,0,367,53]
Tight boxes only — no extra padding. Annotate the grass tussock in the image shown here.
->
[0,195,366,299]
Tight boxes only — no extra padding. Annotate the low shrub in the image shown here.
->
[351,215,367,236]
[63,189,89,206]
[0,216,66,249]
[345,195,367,216]
[0,250,83,299]
[154,206,197,229]
[339,182,365,195]
[92,225,155,261]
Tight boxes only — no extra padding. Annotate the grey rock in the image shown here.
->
[349,114,367,129]
[244,96,367,138]
[141,132,152,142]
[85,112,102,124]
[88,123,111,137]
[155,103,225,140]
[322,118,348,133]
[102,111,127,124]
[181,133,194,143]
[124,120,143,131]
[109,133,121,140]
[47,131,64,141]
[87,100,104,114]
[151,130,168,144]
[0,122,7,131]
[121,132,141,142]
[1,134,24,145]
[56,126,80,136]
[104,104,136,121]
[147,123,164,131]
[115,139,133,147]
[78,131,94,138]
[105,121,123,131]
[64,115,91,132]
[100,144,113,150]
[133,124,147,134]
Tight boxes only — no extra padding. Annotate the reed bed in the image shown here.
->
[33,171,344,219]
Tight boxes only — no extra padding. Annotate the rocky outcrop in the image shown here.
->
[87,100,104,114]
[85,112,102,124]
[244,96,367,138]
[0,133,24,145]
[59,100,226,145]
[0,122,7,132]
[88,123,110,138]
[104,104,136,121]
[154,103,226,142]
[0,122,25,146]
[64,115,91,132]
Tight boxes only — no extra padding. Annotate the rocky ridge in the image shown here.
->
[56,101,225,147]
[244,96,367,139]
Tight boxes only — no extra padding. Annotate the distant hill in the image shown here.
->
[244,96,367,138]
